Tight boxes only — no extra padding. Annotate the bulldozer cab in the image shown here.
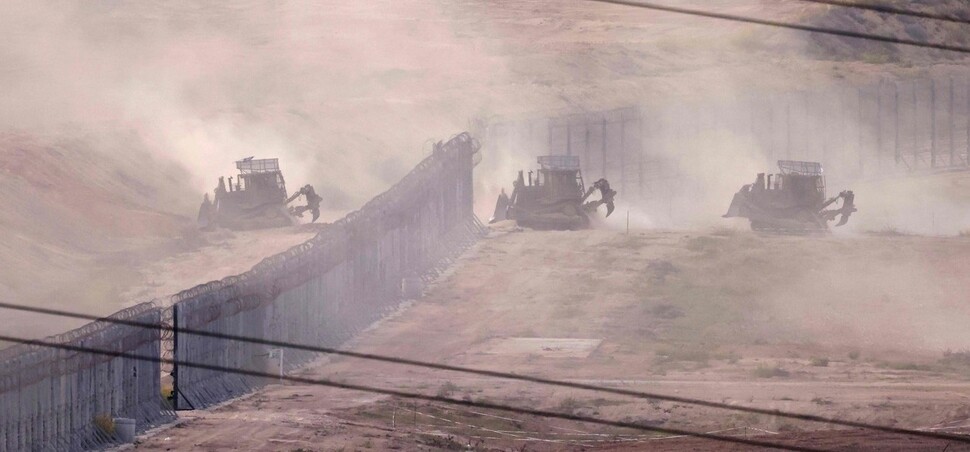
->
[228,158,288,206]
[534,155,585,199]
[771,160,825,207]
[748,161,825,208]
[508,156,585,211]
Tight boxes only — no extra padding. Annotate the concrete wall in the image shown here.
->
[0,303,172,452]
[0,132,483,450]
[170,132,484,409]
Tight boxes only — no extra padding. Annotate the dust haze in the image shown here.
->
[0,1,504,205]
[5,1,970,448]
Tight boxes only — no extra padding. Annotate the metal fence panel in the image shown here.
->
[172,132,485,410]
[494,75,970,226]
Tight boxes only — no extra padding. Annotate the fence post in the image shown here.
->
[638,108,645,200]
[749,97,757,141]
[930,78,936,168]
[566,122,572,156]
[172,303,180,411]
[601,117,608,180]
[894,81,900,165]
[950,77,955,166]
[840,87,847,166]
[876,80,883,170]
[768,100,775,163]
[914,80,919,168]
[620,116,626,195]
[807,94,829,162]
[785,99,792,159]
[546,119,553,154]
[857,86,864,174]
[528,120,534,151]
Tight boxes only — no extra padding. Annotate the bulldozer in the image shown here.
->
[197,157,322,230]
[723,160,856,232]
[490,155,616,230]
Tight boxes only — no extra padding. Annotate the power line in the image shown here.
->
[585,0,970,54]
[0,333,823,452]
[793,0,970,26]
[2,301,969,444]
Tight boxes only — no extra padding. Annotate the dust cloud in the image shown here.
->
[461,0,970,363]
[0,0,966,344]
[7,1,970,446]
[0,0,518,338]
[0,1,511,211]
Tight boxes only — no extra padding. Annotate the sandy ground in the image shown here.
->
[134,225,970,451]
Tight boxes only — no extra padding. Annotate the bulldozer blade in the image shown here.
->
[197,199,214,228]
[489,191,510,224]
[722,192,745,218]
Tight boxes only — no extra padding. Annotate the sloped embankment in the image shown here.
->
[0,131,196,338]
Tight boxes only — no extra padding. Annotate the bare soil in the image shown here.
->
[135,226,970,451]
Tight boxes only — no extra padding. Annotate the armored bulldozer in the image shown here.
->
[723,160,856,232]
[490,155,616,230]
[197,157,322,230]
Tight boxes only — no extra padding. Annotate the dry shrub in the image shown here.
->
[93,414,115,435]
[810,357,829,367]
[752,365,790,378]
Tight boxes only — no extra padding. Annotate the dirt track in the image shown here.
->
[136,226,970,451]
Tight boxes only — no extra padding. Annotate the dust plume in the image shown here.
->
[0,1,514,213]
[0,0,517,338]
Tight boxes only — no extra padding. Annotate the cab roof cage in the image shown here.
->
[235,158,280,174]
[777,160,822,176]
[538,155,581,171]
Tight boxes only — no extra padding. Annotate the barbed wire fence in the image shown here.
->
[0,132,485,451]
[0,303,172,452]
[169,132,484,410]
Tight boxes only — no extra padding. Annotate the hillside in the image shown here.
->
[805,0,970,64]
[0,131,197,337]
[3,1,970,335]
[4,0,970,448]
[137,226,970,450]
